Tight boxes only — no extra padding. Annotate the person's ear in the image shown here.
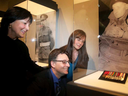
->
[51,61,55,68]
[9,23,12,28]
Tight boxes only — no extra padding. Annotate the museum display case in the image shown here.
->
[1,0,128,95]
[0,0,58,63]
[66,0,128,95]
[14,0,57,63]
[67,69,128,96]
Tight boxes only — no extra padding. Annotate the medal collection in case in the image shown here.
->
[99,71,128,84]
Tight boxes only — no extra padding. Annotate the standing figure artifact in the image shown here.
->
[38,14,54,61]
[99,0,128,73]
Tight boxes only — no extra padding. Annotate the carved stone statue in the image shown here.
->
[99,0,128,73]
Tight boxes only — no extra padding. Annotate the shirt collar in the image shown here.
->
[50,68,61,83]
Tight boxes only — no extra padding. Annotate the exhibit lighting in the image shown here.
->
[33,19,36,22]
[74,0,90,4]
[0,17,2,22]
[15,0,55,15]
[97,35,100,38]
[31,38,36,42]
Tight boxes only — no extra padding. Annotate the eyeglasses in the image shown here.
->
[53,60,70,64]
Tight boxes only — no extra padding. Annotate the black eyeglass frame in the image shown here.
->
[53,60,70,64]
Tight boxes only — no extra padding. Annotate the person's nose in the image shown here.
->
[79,40,83,45]
[26,25,29,31]
[67,62,70,67]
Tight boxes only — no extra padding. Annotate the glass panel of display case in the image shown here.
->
[73,0,98,80]
[15,0,57,64]
[99,0,128,73]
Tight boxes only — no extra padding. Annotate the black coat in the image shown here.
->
[1,36,44,96]
[26,69,67,96]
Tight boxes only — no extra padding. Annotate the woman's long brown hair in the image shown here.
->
[60,29,89,69]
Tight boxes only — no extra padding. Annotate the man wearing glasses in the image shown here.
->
[27,48,70,96]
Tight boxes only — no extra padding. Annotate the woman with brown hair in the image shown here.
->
[60,29,89,81]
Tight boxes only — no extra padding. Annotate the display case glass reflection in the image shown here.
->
[15,0,57,63]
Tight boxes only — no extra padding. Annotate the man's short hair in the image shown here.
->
[48,48,69,68]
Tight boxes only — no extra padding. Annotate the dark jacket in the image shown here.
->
[1,36,44,96]
[26,69,67,96]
